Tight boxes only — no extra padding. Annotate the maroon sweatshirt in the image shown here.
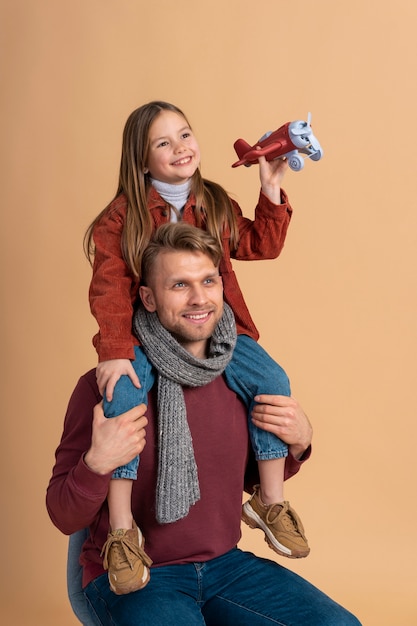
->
[46,369,308,588]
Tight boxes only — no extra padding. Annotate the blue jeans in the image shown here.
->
[224,334,290,461]
[84,547,361,626]
[104,336,291,479]
[103,346,155,479]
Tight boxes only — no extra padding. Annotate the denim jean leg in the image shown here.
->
[85,567,207,626]
[201,548,362,626]
[103,346,155,480]
[224,335,290,461]
[85,550,361,626]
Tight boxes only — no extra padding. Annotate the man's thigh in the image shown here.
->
[85,552,360,626]
[85,571,206,626]
[202,550,361,626]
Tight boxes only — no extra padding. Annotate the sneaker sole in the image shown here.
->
[109,527,151,595]
[242,502,310,559]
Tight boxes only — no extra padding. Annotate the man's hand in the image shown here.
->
[84,402,148,475]
[251,395,312,460]
[96,359,141,401]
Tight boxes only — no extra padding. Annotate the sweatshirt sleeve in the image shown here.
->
[46,371,112,535]
[89,201,139,362]
[231,190,293,261]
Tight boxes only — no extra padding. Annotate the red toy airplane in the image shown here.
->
[232,113,323,171]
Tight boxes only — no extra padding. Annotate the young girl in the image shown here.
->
[84,101,309,596]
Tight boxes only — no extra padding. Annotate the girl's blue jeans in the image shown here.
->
[84,547,361,626]
[104,335,291,480]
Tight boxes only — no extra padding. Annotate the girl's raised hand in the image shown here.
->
[257,151,289,205]
[96,358,141,402]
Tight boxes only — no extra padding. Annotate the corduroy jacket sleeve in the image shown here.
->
[231,190,292,261]
[89,198,140,362]
[88,188,293,361]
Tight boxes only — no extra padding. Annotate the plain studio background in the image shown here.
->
[1,1,416,624]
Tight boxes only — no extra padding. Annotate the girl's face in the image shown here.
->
[145,110,201,185]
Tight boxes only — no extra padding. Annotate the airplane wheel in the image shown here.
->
[288,154,304,171]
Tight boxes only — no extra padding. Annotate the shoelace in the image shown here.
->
[265,502,308,541]
[101,531,152,570]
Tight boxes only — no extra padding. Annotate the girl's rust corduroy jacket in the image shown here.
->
[89,186,292,361]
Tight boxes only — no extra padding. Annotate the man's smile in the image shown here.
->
[183,311,213,323]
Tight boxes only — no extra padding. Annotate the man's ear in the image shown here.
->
[139,285,157,312]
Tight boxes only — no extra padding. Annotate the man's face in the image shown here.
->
[139,250,223,359]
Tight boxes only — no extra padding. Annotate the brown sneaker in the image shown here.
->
[101,522,153,595]
[242,485,310,558]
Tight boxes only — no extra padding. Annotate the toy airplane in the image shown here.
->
[232,113,323,171]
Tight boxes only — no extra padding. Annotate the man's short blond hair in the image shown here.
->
[141,223,223,285]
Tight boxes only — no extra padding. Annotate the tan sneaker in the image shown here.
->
[101,522,153,595]
[242,485,310,558]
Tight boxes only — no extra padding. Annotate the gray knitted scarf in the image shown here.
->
[133,303,237,524]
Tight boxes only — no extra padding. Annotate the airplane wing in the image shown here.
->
[232,141,283,167]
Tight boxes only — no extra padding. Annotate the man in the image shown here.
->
[46,223,360,625]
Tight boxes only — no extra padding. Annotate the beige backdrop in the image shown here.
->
[2,1,416,624]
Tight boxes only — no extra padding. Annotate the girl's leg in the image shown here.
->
[107,479,135,531]
[224,334,290,462]
[224,335,289,502]
[100,346,155,594]
[103,346,155,482]
[103,345,155,417]
[257,458,285,504]
[224,335,309,558]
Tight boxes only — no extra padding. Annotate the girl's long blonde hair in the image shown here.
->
[84,101,240,278]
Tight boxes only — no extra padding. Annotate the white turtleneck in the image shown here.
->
[150,178,192,222]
